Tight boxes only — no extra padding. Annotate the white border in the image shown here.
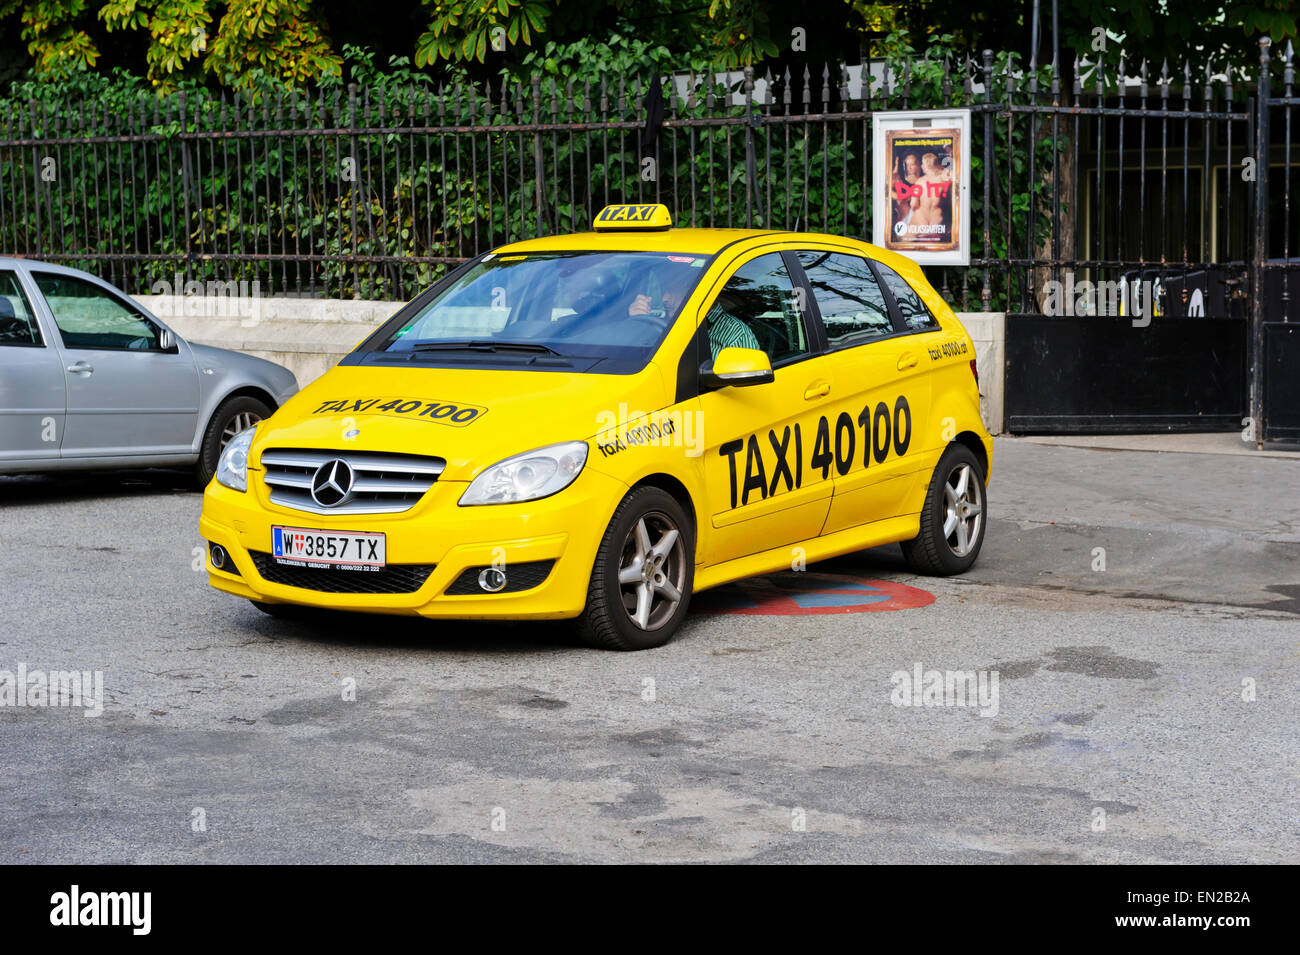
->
[872,108,971,266]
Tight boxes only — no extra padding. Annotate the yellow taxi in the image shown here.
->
[201,204,992,650]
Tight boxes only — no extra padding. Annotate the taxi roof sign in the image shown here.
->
[592,203,673,231]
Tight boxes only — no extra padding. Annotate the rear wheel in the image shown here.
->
[901,443,987,576]
[575,486,694,651]
[196,395,271,487]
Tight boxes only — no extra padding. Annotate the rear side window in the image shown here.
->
[0,271,42,346]
[875,263,941,332]
[795,250,894,349]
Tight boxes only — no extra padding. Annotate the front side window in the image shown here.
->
[34,273,162,350]
[705,253,808,363]
[875,263,941,332]
[372,251,709,371]
[796,251,894,348]
[0,271,41,346]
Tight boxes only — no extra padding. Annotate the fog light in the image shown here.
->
[209,543,228,570]
[477,567,507,592]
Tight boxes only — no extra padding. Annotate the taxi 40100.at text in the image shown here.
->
[200,204,992,650]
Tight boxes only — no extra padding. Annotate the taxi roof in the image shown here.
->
[487,226,923,287]
[492,227,782,256]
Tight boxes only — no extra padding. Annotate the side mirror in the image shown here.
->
[699,346,774,390]
[158,328,177,352]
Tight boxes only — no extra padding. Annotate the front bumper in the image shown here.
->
[199,464,628,620]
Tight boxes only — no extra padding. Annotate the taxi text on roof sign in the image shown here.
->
[592,203,673,230]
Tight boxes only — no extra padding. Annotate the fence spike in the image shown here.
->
[782,66,792,108]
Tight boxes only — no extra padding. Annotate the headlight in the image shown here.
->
[459,441,588,506]
[216,427,256,492]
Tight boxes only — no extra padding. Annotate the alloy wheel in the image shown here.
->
[617,511,686,630]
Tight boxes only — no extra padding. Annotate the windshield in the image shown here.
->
[368,251,709,370]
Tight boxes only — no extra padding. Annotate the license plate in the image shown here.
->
[272,526,386,571]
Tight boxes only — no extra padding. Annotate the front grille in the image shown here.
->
[260,448,445,515]
[444,560,556,595]
[250,551,435,594]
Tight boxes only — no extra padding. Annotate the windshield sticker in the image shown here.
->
[311,397,487,426]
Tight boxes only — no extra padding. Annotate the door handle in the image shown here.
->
[66,361,94,376]
[896,352,918,371]
[803,381,831,400]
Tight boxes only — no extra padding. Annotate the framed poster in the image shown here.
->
[872,109,971,266]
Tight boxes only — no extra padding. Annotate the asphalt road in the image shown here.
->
[1,438,1297,863]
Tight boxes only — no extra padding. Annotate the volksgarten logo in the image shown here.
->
[50,886,151,935]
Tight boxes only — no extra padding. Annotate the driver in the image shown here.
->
[628,288,759,359]
[626,283,759,360]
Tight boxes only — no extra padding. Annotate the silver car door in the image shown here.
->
[0,268,65,466]
[31,270,199,458]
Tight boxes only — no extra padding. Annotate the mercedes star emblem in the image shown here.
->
[310,459,355,507]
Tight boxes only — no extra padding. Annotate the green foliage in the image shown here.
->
[415,0,551,65]
[3,0,343,89]
[1,0,100,77]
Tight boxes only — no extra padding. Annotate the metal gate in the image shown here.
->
[1256,39,1300,444]
[1003,39,1298,444]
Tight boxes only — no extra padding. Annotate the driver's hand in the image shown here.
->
[628,294,652,317]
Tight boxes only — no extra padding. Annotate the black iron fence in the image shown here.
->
[0,46,1289,308]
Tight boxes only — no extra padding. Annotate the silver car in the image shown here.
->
[0,258,298,485]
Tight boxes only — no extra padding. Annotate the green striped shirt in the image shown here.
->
[705,304,761,360]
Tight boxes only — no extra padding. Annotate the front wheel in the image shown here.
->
[901,444,987,576]
[195,395,271,487]
[575,486,694,651]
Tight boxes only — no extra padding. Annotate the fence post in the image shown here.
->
[1252,37,1270,449]
[982,49,994,311]
[348,83,361,299]
[178,90,193,280]
[532,75,548,236]
[743,66,764,228]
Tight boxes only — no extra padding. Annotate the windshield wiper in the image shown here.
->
[407,339,564,356]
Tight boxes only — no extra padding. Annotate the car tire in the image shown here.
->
[575,486,694,651]
[196,395,271,487]
[901,443,987,576]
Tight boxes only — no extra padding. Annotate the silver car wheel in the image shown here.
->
[617,511,686,631]
[221,411,262,449]
[941,463,984,557]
